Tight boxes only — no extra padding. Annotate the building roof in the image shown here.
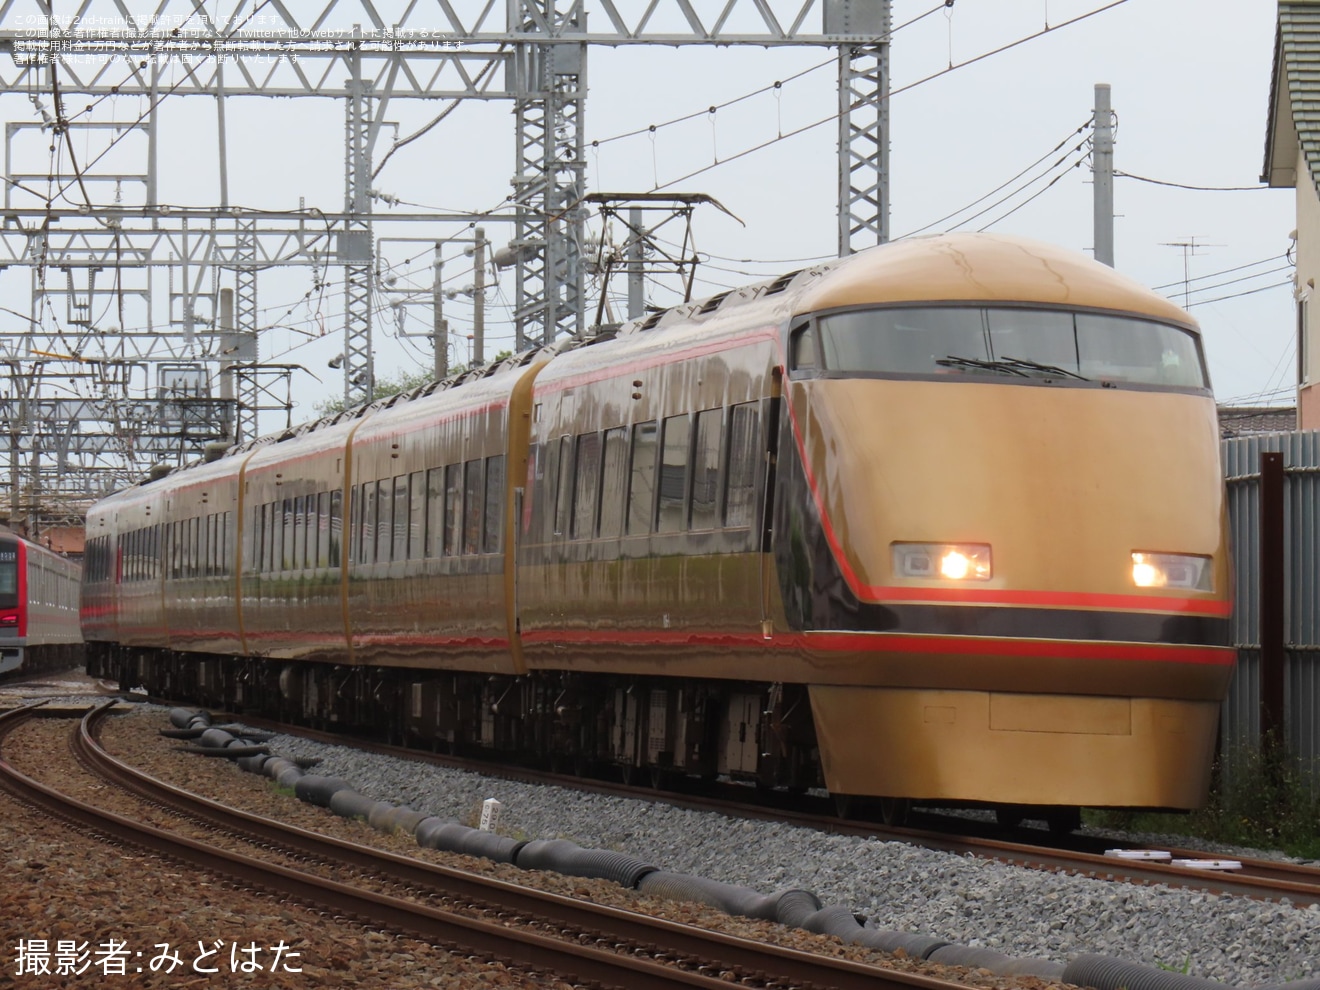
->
[1263,2,1320,188]
[1217,405,1298,438]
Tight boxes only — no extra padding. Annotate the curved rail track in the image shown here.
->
[0,701,979,990]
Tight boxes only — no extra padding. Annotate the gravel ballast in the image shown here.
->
[255,723,1319,987]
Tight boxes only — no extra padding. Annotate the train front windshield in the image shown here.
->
[801,307,1208,390]
[0,543,17,610]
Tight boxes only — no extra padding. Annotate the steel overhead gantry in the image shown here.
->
[0,0,890,535]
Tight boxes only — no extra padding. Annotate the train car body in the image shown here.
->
[1,530,83,676]
[82,233,1234,822]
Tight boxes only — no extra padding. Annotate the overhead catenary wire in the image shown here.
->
[585,0,954,153]
[650,0,1132,193]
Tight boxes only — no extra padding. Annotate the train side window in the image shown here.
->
[376,479,394,563]
[282,500,296,571]
[535,442,558,541]
[315,492,329,568]
[463,458,484,555]
[483,455,504,553]
[206,515,215,577]
[724,402,761,528]
[425,468,444,557]
[553,436,573,538]
[349,486,361,566]
[627,421,658,535]
[572,432,602,539]
[361,484,377,565]
[791,322,818,373]
[444,463,463,556]
[658,414,692,533]
[303,496,316,569]
[247,507,259,574]
[292,498,305,573]
[267,502,279,572]
[408,472,425,559]
[691,409,724,531]
[391,476,409,562]
[598,428,628,539]
[222,512,231,575]
[328,490,343,567]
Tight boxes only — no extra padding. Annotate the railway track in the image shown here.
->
[225,711,1320,908]
[0,701,980,990]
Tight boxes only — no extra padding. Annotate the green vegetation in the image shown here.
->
[314,350,515,418]
[314,367,437,418]
[1087,741,1320,859]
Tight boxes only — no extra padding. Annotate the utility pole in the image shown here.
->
[433,250,447,380]
[627,206,645,320]
[473,228,486,366]
[1093,83,1114,268]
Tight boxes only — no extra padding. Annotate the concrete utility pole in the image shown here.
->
[433,251,447,380]
[473,228,486,366]
[627,206,645,320]
[1093,83,1114,267]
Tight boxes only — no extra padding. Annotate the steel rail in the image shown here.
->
[51,702,975,990]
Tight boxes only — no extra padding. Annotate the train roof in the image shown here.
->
[121,233,1193,492]
[792,233,1195,324]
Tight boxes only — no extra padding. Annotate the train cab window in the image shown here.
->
[463,458,484,555]
[425,468,445,557]
[408,472,425,559]
[725,402,761,528]
[572,433,602,539]
[627,421,658,535]
[790,323,818,373]
[392,475,409,562]
[483,455,504,553]
[691,409,723,531]
[553,437,573,538]
[658,415,692,534]
[329,490,343,567]
[444,464,463,556]
[812,306,1209,389]
[598,428,628,540]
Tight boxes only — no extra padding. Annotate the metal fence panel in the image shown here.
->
[1222,431,1320,792]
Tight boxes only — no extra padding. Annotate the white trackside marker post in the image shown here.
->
[479,798,503,832]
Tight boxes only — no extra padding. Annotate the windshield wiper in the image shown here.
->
[935,355,1030,377]
[998,355,1090,381]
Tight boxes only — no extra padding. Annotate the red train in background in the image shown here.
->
[0,528,83,677]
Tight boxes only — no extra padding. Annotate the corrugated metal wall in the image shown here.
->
[1222,432,1320,786]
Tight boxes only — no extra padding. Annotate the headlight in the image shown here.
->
[1130,552,1213,591]
[892,543,991,581]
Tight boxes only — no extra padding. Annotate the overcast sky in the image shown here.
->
[0,0,1295,422]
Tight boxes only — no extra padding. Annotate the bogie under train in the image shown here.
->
[82,233,1234,824]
